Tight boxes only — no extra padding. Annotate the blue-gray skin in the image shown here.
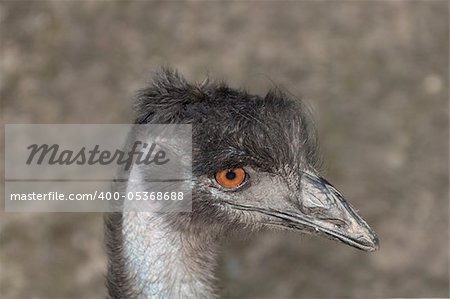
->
[105,68,379,299]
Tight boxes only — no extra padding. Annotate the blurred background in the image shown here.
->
[0,1,448,298]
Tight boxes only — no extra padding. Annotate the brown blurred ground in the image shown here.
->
[0,1,448,298]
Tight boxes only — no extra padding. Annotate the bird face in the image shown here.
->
[196,166,378,251]
[135,69,378,252]
[191,93,378,252]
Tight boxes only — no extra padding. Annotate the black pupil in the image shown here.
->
[225,171,236,180]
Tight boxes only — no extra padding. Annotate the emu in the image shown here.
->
[105,69,379,298]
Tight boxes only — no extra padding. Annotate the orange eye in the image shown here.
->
[214,168,246,189]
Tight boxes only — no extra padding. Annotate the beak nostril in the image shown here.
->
[302,206,323,213]
[299,206,347,228]
[319,217,346,228]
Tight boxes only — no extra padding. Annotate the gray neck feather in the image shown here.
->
[111,145,219,298]
[122,212,218,298]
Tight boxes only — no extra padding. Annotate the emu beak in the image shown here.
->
[285,172,379,251]
[232,172,379,251]
[223,172,379,251]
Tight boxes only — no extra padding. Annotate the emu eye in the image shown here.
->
[214,168,247,189]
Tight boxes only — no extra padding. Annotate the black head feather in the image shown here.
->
[134,68,320,174]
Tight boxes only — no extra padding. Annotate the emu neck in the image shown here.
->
[122,212,218,298]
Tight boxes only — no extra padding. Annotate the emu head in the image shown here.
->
[134,69,378,252]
